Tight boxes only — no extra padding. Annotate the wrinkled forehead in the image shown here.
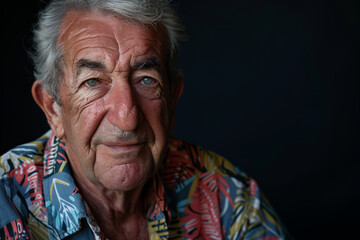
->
[57,9,167,67]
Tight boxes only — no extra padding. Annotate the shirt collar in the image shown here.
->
[43,133,87,239]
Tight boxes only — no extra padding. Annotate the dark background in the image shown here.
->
[1,0,359,238]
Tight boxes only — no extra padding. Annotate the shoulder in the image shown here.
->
[0,131,51,178]
[166,137,250,184]
[165,138,289,239]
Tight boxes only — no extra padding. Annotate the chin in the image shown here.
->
[97,162,155,191]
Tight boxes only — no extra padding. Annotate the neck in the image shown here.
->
[69,160,149,239]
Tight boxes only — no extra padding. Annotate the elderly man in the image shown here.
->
[0,0,288,239]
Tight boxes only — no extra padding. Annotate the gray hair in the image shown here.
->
[31,0,186,103]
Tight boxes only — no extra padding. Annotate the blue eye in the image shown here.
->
[141,77,155,85]
[84,78,99,87]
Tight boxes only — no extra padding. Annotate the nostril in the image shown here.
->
[106,102,140,132]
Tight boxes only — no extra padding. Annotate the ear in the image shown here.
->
[169,72,184,131]
[32,80,65,138]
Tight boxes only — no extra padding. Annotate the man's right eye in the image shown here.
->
[84,78,99,87]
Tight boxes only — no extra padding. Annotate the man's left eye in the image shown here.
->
[141,77,156,85]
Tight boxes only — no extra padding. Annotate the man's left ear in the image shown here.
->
[170,71,184,131]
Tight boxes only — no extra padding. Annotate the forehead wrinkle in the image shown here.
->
[72,45,118,63]
[110,20,164,72]
[58,11,79,44]
[71,35,119,48]
[112,47,162,75]
[61,11,164,75]
[68,35,119,60]
[70,44,120,77]
[60,12,119,60]
[112,28,164,72]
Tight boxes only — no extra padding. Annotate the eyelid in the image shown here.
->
[132,68,162,82]
[141,76,157,83]
[77,70,105,86]
[133,76,159,88]
[84,78,100,87]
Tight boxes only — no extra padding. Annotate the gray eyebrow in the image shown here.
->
[75,59,106,77]
[133,57,161,71]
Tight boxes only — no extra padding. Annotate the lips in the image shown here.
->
[101,141,145,152]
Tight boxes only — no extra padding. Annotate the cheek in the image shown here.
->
[64,99,105,144]
[61,100,106,175]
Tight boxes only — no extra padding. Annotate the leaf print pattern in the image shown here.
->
[48,178,79,233]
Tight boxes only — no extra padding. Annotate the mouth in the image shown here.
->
[101,141,146,152]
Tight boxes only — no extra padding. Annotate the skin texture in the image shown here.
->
[32,10,183,239]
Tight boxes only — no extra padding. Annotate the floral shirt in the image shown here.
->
[0,131,288,239]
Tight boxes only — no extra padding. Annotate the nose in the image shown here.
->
[105,80,140,131]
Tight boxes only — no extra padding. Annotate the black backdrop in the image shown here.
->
[1,0,359,238]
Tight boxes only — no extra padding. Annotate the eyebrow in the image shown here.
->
[133,57,161,71]
[75,59,106,77]
[75,57,162,77]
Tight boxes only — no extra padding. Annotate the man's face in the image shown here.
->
[55,10,174,191]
